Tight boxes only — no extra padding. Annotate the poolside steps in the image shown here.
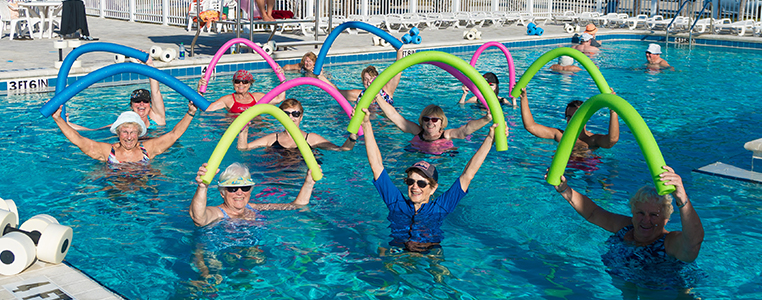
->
[0,261,123,299]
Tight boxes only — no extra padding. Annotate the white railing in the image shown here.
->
[84,0,760,28]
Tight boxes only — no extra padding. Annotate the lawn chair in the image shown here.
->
[714,19,756,36]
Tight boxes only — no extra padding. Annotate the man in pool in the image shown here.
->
[190,162,318,227]
[573,33,600,55]
[645,43,672,70]
[359,107,506,253]
[550,56,583,73]
[519,88,619,151]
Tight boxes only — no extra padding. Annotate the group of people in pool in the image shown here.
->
[50,43,702,293]
[564,24,672,72]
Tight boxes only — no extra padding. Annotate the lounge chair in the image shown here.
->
[552,11,579,25]
[626,14,649,30]
[424,12,457,30]
[607,13,630,28]
[578,12,603,26]
[714,19,756,36]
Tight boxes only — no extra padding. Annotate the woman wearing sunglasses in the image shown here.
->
[360,108,504,253]
[198,70,286,113]
[374,98,493,155]
[51,102,197,164]
[190,162,318,227]
[67,57,167,132]
[236,99,358,152]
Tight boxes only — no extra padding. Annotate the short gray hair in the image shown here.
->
[628,186,674,218]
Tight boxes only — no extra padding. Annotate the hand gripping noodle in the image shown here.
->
[511,48,674,195]
[202,104,323,184]
[348,51,508,151]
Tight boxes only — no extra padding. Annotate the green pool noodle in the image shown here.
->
[202,104,323,184]
[510,47,611,98]
[546,93,675,195]
[347,50,508,151]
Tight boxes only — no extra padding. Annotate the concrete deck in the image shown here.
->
[0,261,122,299]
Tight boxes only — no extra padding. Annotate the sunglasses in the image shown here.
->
[404,178,429,188]
[283,110,302,118]
[421,116,441,123]
[225,186,252,193]
[131,98,150,104]
[233,79,251,84]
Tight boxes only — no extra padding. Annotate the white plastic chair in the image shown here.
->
[626,14,649,30]
[19,4,42,39]
[714,19,756,36]
[552,11,579,25]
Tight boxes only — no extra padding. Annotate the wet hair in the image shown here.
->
[299,52,317,69]
[279,98,304,112]
[361,66,379,81]
[483,72,500,97]
[628,186,674,218]
[565,100,584,117]
[218,162,251,193]
[418,104,448,129]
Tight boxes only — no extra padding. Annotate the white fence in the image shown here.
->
[84,0,761,27]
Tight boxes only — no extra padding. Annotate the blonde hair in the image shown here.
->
[418,105,448,129]
[361,66,379,80]
[628,186,674,217]
[299,52,316,70]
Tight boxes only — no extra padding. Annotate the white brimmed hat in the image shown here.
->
[559,56,574,66]
[110,111,146,137]
[580,33,593,42]
[646,43,662,54]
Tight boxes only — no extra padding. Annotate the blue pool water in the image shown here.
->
[2,40,762,299]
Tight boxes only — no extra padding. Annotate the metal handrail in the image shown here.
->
[688,0,714,45]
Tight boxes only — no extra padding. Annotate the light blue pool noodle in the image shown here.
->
[510,47,611,98]
[40,63,210,117]
[55,43,149,117]
[201,104,322,184]
[547,93,675,195]
[348,51,508,151]
[313,21,403,75]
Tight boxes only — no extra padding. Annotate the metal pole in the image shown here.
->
[314,0,319,41]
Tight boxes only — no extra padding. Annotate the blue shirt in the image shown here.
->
[373,169,467,247]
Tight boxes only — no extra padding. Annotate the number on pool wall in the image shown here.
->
[674,37,689,44]
[402,49,417,57]
[6,78,49,91]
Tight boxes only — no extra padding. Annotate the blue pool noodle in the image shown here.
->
[313,21,403,75]
[55,43,149,117]
[41,63,210,117]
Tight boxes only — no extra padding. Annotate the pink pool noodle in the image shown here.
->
[256,77,363,135]
[470,41,516,95]
[426,62,490,109]
[199,38,285,94]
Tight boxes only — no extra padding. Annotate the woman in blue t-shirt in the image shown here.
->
[359,108,505,253]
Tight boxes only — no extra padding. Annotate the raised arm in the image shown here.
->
[143,102,197,158]
[374,95,421,134]
[458,84,478,104]
[190,163,223,227]
[308,133,358,151]
[252,168,318,211]
[458,123,501,191]
[446,111,492,140]
[383,46,405,97]
[661,166,704,263]
[236,125,275,151]
[360,108,384,180]
[548,173,631,233]
[519,88,564,141]
[591,109,619,149]
[52,106,111,161]
[146,57,166,126]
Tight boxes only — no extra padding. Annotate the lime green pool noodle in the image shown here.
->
[510,47,612,98]
[347,51,508,151]
[201,104,323,184]
[546,93,675,195]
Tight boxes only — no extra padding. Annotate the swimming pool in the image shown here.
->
[3,40,761,299]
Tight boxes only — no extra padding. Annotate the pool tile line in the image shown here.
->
[3,34,762,96]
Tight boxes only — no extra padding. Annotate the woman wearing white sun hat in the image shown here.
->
[51,102,196,164]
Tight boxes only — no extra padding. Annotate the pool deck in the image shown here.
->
[0,261,122,299]
[1,16,762,298]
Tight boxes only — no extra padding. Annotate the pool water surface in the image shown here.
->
[2,41,761,299]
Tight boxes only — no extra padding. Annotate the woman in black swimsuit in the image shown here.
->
[236,99,358,152]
